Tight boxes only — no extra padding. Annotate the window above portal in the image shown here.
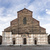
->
[23,17,27,24]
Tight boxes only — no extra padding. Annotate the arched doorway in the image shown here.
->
[0,42,1,45]
[23,38,26,44]
[13,38,15,45]
[34,38,37,45]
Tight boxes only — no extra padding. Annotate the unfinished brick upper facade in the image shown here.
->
[4,8,46,34]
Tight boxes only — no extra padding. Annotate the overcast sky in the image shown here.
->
[0,0,50,35]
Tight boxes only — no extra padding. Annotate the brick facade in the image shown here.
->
[4,8,46,34]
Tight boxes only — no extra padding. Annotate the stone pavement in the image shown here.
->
[0,45,50,50]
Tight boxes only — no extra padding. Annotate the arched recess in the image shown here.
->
[34,38,37,45]
[23,38,26,44]
[12,38,15,45]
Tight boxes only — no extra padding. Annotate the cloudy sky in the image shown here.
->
[0,0,50,35]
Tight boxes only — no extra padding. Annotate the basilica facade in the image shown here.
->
[2,8,48,45]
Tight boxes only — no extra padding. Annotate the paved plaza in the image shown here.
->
[0,45,50,50]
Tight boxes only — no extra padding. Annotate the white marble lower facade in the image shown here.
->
[2,32,48,45]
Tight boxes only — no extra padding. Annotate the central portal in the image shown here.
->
[23,38,26,44]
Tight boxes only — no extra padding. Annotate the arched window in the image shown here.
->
[23,17,26,24]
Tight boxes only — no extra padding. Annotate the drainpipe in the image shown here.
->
[18,13,19,45]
